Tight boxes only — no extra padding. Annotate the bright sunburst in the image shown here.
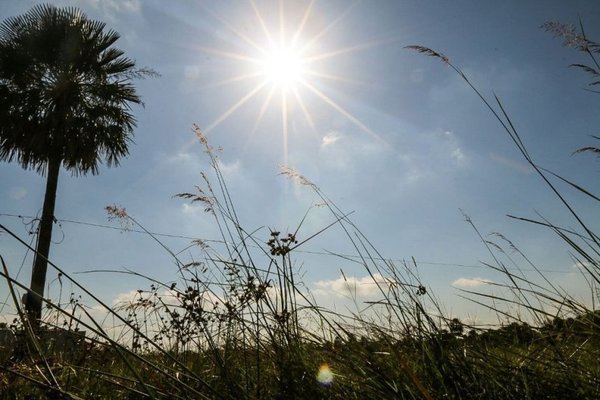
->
[260,43,305,90]
[199,1,385,163]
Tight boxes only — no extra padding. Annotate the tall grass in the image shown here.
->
[1,27,599,399]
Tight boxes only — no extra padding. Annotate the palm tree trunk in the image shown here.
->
[27,156,61,324]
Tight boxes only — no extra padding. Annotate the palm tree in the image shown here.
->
[0,4,153,322]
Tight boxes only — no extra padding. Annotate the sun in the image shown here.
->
[260,43,305,91]
[197,1,385,163]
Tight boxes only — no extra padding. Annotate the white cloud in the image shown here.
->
[404,168,424,183]
[112,289,146,307]
[161,151,203,174]
[84,0,140,14]
[394,153,429,184]
[163,150,240,178]
[321,131,341,148]
[450,147,464,161]
[317,130,387,172]
[452,277,494,288]
[181,202,211,217]
[573,261,595,271]
[216,159,241,177]
[439,130,466,164]
[66,0,141,24]
[313,273,390,299]
[172,152,193,162]
[9,187,27,200]
[165,151,195,164]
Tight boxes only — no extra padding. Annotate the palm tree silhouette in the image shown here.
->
[0,4,154,323]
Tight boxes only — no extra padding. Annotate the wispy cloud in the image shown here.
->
[216,159,241,177]
[321,131,341,148]
[313,273,389,299]
[168,151,194,163]
[84,0,140,14]
[9,186,27,200]
[440,130,466,164]
[164,150,240,178]
[63,0,142,24]
[489,152,533,175]
[181,202,211,217]
[317,130,387,172]
[112,289,146,307]
[451,147,465,161]
[452,277,494,288]
[573,261,595,271]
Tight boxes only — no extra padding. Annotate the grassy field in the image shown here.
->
[1,33,600,399]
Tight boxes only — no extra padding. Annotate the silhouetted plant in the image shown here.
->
[0,4,155,323]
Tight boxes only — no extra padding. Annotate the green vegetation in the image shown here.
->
[1,10,599,400]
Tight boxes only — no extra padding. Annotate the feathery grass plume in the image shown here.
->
[405,45,450,64]
[541,21,591,50]
[543,19,600,86]
[174,186,215,214]
[279,166,318,189]
[105,204,133,231]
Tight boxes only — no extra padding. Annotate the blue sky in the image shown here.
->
[1,0,599,324]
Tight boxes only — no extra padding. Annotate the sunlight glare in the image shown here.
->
[316,363,334,386]
[260,44,304,90]
[198,1,383,162]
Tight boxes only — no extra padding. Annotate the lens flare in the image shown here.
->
[316,363,334,386]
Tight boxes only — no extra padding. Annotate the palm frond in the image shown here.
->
[0,3,155,175]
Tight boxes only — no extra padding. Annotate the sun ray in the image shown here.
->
[246,86,275,144]
[205,81,268,133]
[279,0,285,43]
[292,87,315,130]
[281,90,289,165]
[250,0,273,46]
[300,79,386,145]
[292,86,319,140]
[304,38,399,63]
[299,1,361,55]
[196,0,386,162]
[304,70,365,85]
[291,0,316,47]
[200,72,263,90]
[199,2,266,55]
[198,46,261,64]
[253,86,277,134]
[242,85,277,151]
